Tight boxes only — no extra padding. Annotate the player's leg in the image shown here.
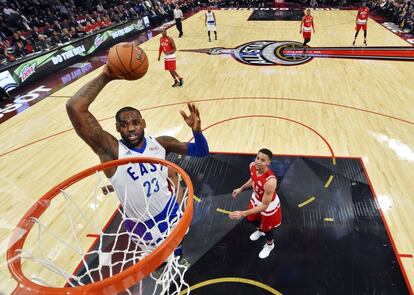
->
[151,197,189,276]
[165,58,178,87]
[208,30,211,42]
[302,32,311,48]
[171,70,183,86]
[247,217,266,240]
[363,27,367,46]
[169,70,180,87]
[258,205,282,259]
[214,30,217,40]
[177,20,183,37]
[353,25,361,45]
[257,229,275,259]
[246,202,265,240]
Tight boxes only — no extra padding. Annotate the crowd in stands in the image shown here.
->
[0,0,199,66]
[367,0,414,33]
[1,0,412,67]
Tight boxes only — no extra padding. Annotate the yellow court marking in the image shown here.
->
[332,157,336,166]
[324,175,334,188]
[216,208,231,215]
[179,277,283,295]
[178,154,182,159]
[324,218,334,222]
[193,195,201,203]
[298,196,316,208]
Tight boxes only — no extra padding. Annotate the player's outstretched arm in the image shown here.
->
[229,178,276,220]
[66,66,118,163]
[232,178,252,198]
[157,103,209,156]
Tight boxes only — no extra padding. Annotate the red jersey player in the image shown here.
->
[353,3,369,46]
[300,9,315,49]
[230,148,281,259]
[157,29,183,87]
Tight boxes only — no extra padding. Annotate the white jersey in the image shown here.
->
[206,11,216,31]
[109,135,172,221]
[206,11,215,24]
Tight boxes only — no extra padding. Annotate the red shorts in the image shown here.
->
[355,24,367,31]
[246,201,282,232]
[302,31,311,39]
[164,59,176,71]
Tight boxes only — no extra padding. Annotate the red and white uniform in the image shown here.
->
[246,163,282,231]
[355,7,369,31]
[302,15,313,39]
[159,36,176,70]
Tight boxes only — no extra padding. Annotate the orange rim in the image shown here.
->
[7,157,194,294]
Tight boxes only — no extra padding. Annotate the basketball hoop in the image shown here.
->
[7,157,193,294]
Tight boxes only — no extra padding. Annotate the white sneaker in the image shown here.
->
[249,230,265,241]
[259,243,275,259]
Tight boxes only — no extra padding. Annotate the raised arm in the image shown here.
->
[66,67,118,164]
[156,103,209,156]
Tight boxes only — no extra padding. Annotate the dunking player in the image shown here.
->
[158,29,183,87]
[353,2,369,46]
[300,9,315,50]
[66,66,209,259]
[205,9,217,42]
[229,149,281,259]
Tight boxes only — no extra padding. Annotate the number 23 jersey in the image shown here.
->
[110,135,171,221]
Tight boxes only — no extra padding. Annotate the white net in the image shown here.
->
[11,159,191,295]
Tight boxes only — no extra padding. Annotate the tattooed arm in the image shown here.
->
[66,68,118,165]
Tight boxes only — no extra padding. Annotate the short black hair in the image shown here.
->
[258,148,273,160]
[115,107,141,122]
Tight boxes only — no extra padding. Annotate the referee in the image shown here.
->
[174,4,184,38]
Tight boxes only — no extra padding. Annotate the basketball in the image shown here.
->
[107,42,149,80]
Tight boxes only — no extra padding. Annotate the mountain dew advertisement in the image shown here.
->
[6,19,141,88]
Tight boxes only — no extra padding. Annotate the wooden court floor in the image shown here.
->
[0,9,413,294]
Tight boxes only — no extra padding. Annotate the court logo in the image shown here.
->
[181,40,414,66]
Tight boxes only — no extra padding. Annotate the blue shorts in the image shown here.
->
[124,196,179,245]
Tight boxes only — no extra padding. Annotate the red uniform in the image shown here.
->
[302,15,313,39]
[159,36,176,71]
[246,163,282,232]
[355,7,369,31]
